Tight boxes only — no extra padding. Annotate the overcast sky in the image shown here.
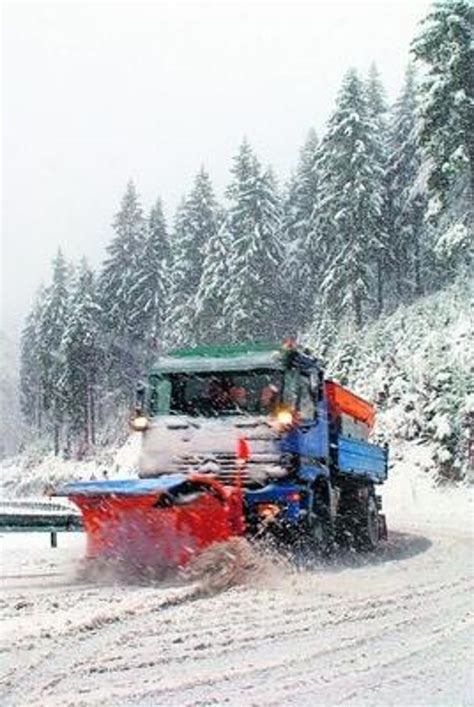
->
[2,0,431,340]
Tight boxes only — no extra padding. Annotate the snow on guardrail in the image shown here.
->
[0,498,80,516]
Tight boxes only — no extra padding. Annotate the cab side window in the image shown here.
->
[299,374,316,420]
[155,377,172,415]
[283,370,299,408]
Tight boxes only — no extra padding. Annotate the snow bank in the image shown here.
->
[1,434,142,498]
[383,439,474,534]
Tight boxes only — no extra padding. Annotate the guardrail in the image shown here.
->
[0,499,83,547]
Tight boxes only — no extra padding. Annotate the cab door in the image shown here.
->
[280,369,329,481]
[298,372,327,479]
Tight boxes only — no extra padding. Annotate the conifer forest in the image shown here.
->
[18,0,473,460]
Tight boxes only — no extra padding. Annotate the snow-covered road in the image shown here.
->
[1,447,473,706]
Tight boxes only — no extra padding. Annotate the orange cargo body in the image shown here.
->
[324,380,375,429]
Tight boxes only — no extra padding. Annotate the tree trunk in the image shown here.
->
[54,424,60,457]
[414,231,421,296]
[377,257,384,315]
[85,382,96,448]
[395,246,404,298]
[90,385,96,446]
[36,391,42,433]
[64,425,72,459]
[353,292,363,329]
[85,383,91,449]
[413,204,424,296]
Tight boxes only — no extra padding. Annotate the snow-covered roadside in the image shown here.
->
[0,434,142,498]
[383,439,474,534]
[1,531,85,583]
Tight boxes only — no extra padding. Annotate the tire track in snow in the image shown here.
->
[6,557,473,705]
[70,575,473,685]
[0,583,205,705]
[26,602,473,707]
[1,525,472,706]
[86,596,473,704]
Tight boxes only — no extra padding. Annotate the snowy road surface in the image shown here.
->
[1,448,473,706]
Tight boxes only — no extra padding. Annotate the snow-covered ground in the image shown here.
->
[1,440,473,707]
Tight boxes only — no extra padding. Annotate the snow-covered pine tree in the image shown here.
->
[366,62,387,121]
[60,259,102,454]
[166,199,193,348]
[311,69,385,330]
[19,289,46,434]
[386,64,427,298]
[411,0,473,268]
[99,181,146,399]
[37,249,71,455]
[194,223,229,344]
[130,197,169,358]
[166,168,219,348]
[0,332,22,457]
[257,167,286,338]
[282,129,321,333]
[366,63,390,314]
[223,140,284,342]
[101,180,146,336]
[184,167,219,270]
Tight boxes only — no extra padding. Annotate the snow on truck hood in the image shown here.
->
[139,415,279,478]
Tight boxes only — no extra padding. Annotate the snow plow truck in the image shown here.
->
[57,341,388,569]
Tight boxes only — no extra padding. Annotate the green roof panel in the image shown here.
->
[150,343,284,375]
[168,342,280,359]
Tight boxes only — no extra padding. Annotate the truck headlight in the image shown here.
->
[276,409,293,426]
[130,414,149,432]
[257,503,281,521]
[267,406,296,433]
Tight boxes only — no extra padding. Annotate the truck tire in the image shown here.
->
[305,491,335,556]
[356,494,380,551]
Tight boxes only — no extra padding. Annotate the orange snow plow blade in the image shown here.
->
[56,474,245,569]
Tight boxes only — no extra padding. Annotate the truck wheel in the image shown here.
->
[306,501,334,556]
[357,495,380,551]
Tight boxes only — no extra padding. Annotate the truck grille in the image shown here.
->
[175,452,281,488]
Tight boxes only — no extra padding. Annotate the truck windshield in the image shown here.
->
[151,369,282,417]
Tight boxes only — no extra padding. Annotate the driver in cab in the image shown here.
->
[205,378,249,414]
